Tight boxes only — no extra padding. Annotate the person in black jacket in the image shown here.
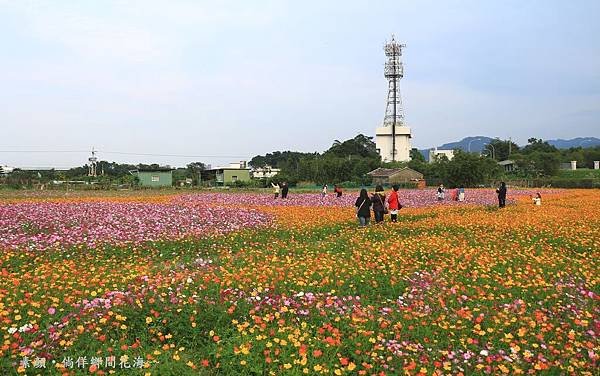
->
[496,182,507,208]
[281,182,289,199]
[371,185,386,223]
[355,188,372,227]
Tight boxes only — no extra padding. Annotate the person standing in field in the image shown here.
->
[437,184,445,201]
[334,185,343,198]
[496,182,507,208]
[372,185,387,223]
[532,192,542,206]
[321,184,328,197]
[271,182,280,199]
[387,184,401,222]
[458,187,465,202]
[355,188,372,227]
[281,182,289,199]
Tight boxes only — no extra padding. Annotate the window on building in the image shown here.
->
[231,176,238,182]
[151,175,160,182]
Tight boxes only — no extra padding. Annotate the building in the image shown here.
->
[367,167,424,186]
[132,167,173,187]
[498,159,516,172]
[251,165,281,179]
[428,148,455,162]
[376,36,412,162]
[204,161,251,185]
[1,165,15,174]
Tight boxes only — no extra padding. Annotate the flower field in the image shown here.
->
[0,189,598,375]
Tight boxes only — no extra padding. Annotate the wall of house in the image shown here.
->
[223,169,250,183]
[375,125,412,162]
[136,171,173,187]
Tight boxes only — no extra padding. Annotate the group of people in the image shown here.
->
[354,185,402,227]
[322,184,343,198]
[496,182,541,207]
[272,182,344,199]
[271,182,289,199]
[436,185,466,202]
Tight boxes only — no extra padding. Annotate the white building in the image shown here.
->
[1,165,14,174]
[428,148,454,162]
[251,166,281,179]
[376,125,412,162]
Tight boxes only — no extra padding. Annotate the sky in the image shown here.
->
[1,0,599,168]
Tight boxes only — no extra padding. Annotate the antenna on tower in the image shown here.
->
[88,148,98,177]
[383,35,406,162]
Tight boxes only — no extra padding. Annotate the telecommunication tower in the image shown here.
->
[376,35,412,162]
[88,148,98,177]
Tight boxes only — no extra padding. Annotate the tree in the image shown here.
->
[522,138,558,154]
[185,162,206,185]
[325,134,379,159]
[513,152,561,177]
[410,148,426,162]
[424,150,501,187]
[487,138,520,161]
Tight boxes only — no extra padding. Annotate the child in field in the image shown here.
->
[321,184,328,197]
[355,189,372,227]
[458,187,465,202]
[532,192,542,206]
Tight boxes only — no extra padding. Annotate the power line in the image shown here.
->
[101,151,247,158]
[0,149,247,158]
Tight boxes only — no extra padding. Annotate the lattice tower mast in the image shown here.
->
[383,36,406,162]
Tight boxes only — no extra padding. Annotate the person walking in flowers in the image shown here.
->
[372,185,387,223]
[496,182,507,208]
[355,188,372,227]
[387,184,401,222]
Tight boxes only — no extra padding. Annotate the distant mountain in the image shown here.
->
[437,136,493,153]
[418,136,600,161]
[419,136,492,161]
[547,137,600,149]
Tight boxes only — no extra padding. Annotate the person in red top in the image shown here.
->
[387,184,401,222]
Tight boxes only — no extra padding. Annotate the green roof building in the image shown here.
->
[133,168,173,187]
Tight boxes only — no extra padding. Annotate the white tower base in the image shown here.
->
[376,125,412,162]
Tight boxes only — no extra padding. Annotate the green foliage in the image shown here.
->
[487,138,520,161]
[324,134,380,159]
[557,168,600,179]
[409,148,426,163]
[512,152,561,177]
[251,134,380,185]
[249,151,314,169]
[522,138,558,154]
[557,146,600,168]
[422,151,501,187]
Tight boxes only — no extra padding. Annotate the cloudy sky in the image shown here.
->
[1,0,599,168]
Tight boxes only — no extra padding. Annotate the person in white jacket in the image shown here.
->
[271,182,280,199]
